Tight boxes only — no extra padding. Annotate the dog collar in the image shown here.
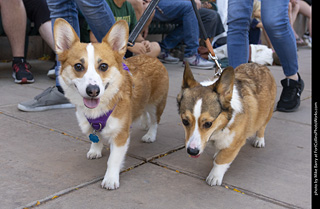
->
[122,63,132,76]
[122,63,129,72]
[87,106,115,143]
[86,108,114,132]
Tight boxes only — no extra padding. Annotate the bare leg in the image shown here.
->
[298,0,312,37]
[0,0,26,57]
[39,20,55,51]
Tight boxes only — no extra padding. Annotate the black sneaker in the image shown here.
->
[276,73,304,112]
[12,62,34,84]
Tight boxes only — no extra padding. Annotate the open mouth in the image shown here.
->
[83,97,100,109]
[190,154,200,158]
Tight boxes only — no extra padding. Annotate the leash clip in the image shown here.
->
[209,53,223,77]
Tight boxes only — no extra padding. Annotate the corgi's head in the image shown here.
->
[177,63,236,158]
[54,18,129,110]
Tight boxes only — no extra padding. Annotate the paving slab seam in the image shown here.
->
[146,145,186,162]
[272,114,311,126]
[17,176,104,209]
[18,145,185,208]
[301,96,312,101]
[0,110,90,144]
[150,160,304,209]
[18,160,147,209]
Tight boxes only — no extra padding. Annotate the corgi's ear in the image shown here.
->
[54,18,80,54]
[102,20,129,56]
[211,66,235,109]
[182,62,200,89]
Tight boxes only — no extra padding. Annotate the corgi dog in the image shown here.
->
[177,62,276,186]
[54,19,169,190]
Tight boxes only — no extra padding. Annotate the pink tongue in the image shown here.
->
[190,154,200,159]
[83,98,100,109]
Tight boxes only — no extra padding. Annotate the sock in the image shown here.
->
[56,85,64,94]
[12,57,26,66]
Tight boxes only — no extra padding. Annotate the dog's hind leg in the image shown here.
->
[252,108,273,148]
[141,104,158,143]
[139,111,150,131]
[252,127,266,148]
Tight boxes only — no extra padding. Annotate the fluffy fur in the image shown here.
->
[54,19,169,189]
[177,62,276,186]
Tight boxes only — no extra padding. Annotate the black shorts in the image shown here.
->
[23,0,51,30]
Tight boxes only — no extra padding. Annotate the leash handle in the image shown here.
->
[190,0,222,74]
[128,0,161,46]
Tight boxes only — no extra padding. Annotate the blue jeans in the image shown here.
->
[46,0,115,86]
[227,0,298,77]
[154,0,199,57]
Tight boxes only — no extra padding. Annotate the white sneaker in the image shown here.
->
[184,54,215,70]
[158,51,179,64]
[47,61,57,79]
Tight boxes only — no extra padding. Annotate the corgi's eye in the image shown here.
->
[182,119,190,126]
[203,121,212,129]
[99,63,109,72]
[74,63,84,72]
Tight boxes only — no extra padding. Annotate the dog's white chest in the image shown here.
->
[100,116,122,140]
[210,128,235,150]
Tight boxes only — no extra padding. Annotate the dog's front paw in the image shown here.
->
[252,137,265,148]
[87,142,103,159]
[206,172,223,186]
[206,162,230,186]
[87,148,102,159]
[87,150,102,159]
[101,174,120,190]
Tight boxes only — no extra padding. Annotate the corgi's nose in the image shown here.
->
[187,147,199,156]
[86,84,100,97]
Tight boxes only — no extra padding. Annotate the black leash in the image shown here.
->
[128,0,161,46]
[190,0,223,75]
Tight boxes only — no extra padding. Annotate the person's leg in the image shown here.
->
[199,8,224,40]
[1,0,34,83]
[261,0,298,79]
[47,0,80,35]
[261,0,304,112]
[46,0,79,88]
[39,21,55,51]
[24,0,55,51]
[18,0,77,111]
[227,0,253,68]
[0,0,26,57]
[299,0,312,37]
[154,0,198,57]
[75,0,115,42]
[155,0,213,69]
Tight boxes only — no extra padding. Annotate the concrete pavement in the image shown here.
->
[0,48,312,208]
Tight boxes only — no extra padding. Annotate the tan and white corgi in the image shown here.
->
[54,19,169,190]
[177,62,276,186]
